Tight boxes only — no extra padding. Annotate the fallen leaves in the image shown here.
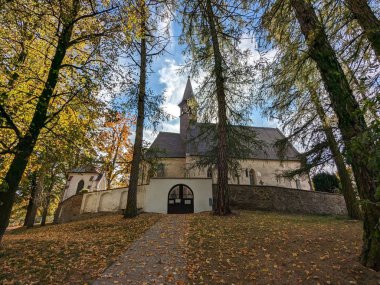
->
[185,211,380,284]
[0,213,161,284]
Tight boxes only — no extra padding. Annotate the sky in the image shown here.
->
[136,19,279,143]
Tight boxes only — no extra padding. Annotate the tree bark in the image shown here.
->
[41,178,54,226]
[23,172,38,227]
[0,1,79,242]
[124,1,147,218]
[205,0,231,215]
[345,0,380,59]
[290,0,379,270]
[310,89,362,219]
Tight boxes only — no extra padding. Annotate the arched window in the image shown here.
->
[76,179,85,194]
[207,167,212,178]
[245,169,249,177]
[157,163,165,177]
[249,169,257,186]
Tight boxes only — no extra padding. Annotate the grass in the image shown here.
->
[0,213,162,284]
[186,211,380,284]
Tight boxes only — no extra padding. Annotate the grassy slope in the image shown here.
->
[186,211,380,285]
[0,213,161,284]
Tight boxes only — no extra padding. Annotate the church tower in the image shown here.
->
[178,77,197,140]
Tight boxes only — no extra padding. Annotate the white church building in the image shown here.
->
[57,78,311,221]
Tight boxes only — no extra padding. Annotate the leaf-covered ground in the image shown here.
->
[0,213,161,284]
[186,211,380,285]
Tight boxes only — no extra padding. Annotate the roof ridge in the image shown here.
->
[158,131,180,135]
[195,122,279,130]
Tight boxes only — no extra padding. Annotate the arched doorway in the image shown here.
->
[167,184,194,214]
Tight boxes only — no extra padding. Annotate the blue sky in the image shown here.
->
[142,20,279,142]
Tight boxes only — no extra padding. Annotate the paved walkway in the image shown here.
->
[93,215,190,285]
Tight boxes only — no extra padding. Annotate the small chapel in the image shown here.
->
[57,78,312,222]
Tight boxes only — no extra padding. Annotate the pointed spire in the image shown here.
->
[178,76,194,106]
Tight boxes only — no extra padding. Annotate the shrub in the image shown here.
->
[312,172,340,193]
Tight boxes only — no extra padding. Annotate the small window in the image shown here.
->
[245,169,248,177]
[87,185,91,189]
[157,163,165,177]
[68,176,73,181]
[89,176,94,181]
[249,169,257,185]
[207,167,212,178]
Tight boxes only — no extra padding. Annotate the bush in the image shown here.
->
[312,172,340,193]
[80,189,89,194]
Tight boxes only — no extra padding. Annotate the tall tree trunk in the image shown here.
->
[125,2,146,218]
[310,89,362,219]
[290,0,379,270]
[41,177,55,226]
[40,192,50,227]
[205,0,231,215]
[0,1,79,242]
[345,0,380,59]
[23,172,38,227]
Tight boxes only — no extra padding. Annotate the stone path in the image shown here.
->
[93,215,190,285]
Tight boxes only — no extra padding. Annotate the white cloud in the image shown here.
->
[239,35,277,64]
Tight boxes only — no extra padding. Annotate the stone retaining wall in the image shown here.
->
[54,194,83,224]
[212,185,348,216]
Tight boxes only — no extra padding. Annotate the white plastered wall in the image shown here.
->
[168,156,311,190]
[80,187,146,213]
[143,178,213,214]
[63,172,108,201]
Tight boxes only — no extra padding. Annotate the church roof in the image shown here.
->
[178,77,194,106]
[150,132,186,157]
[150,124,300,160]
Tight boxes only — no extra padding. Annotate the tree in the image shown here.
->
[0,0,120,242]
[97,111,133,189]
[123,0,170,218]
[288,0,379,269]
[180,0,257,215]
[254,0,378,266]
[312,172,340,193]
[344,0,380,59]
[23,171,39,227]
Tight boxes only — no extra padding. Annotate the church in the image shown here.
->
[56,78,311,221]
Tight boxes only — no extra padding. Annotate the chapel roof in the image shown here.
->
[150,123,300,161]
[69,165,100,174]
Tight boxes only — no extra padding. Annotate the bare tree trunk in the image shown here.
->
[125,1,146,218]
[0,1,79,242]
[205,0,231,215]
[40,198,50,226]
[23,172,38,227]
[41,178,54,226]
[290,0,379,270]
[345,0,380,59]
[310,89,362,219]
